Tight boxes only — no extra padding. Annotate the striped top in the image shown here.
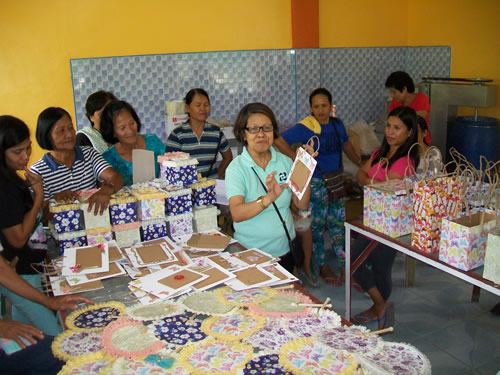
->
[30,146,111,200]
[165,121,229,178]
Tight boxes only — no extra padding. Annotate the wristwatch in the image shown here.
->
[256,195,267,210]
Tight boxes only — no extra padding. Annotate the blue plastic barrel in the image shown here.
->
[447,116,500,169]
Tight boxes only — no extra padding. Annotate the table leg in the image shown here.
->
[405,256,416,287]
[471,285,480,302]
[345,225,351,320]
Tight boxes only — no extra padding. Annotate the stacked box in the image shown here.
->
[78,189,111,229]
[166,212,193,239]
[190,178,216,208]
[164,188,192,216]
[109,192,138,225]
[52,229,87,254]
[141,219,168,241]
[113,222,141,248]
[158,152,198,187]
[86,226,113,246]
[131,188,167,221]
[49,200,83,234]
[193,205,219,233]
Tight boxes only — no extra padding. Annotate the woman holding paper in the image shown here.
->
[274,88,361,286]
[225,103,315,273]
[351,106,418,329]
[100,100,166,185]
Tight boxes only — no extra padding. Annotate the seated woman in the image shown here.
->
[225,103,315,273]
[0,115,91,336]
[100,100,166,186]
[165,88,233,178]
[385,71,431,144]
[352,106,419,329]
[30,107,124,216]
[75,90,117,153]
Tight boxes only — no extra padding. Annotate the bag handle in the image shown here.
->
[369,157,390,185]
[251,167,293,244]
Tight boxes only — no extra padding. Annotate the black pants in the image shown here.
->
[278,250,296,274]
[351,236,397,301]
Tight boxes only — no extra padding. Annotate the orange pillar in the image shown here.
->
[291,0,319,48]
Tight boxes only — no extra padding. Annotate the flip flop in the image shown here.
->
[351,311,379,325]
[322,275,342,287]
[300,271,319,288]
[377,303,395,331]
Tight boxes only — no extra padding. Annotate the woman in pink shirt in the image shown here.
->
[352,106,419,329]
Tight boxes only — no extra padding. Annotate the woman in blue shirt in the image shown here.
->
[100,100,166,185]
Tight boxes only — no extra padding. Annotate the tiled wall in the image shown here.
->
[71,46,450,139]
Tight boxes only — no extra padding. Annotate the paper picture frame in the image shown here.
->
[107,241,125,262]
[286,147,317,200]
[49,276,103,296]
[65,262,126,286]
[124,243,175,268]
[142,236,181,252]
[233,248,277,266]
[207,252,249,270]
[61,244,109,276]
[186,233,231,250]
[188,258,236,292]
[261,262,298,286]
[224,265,279,291]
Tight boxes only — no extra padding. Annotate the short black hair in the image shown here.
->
[100,100,142,144]
[233,102,279,145]
[0,115,30,183]
[385,71,415,93]
[36,107,71,150]
[85,90,117,126]
[184,88,210,105]
[309,88,332,106]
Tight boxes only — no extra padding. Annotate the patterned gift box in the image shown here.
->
[113,222,142,248]
[164,188,192,216]
[131,188,167,221]
[52,229,87,254]
[109,192,138,225]
[158,152,199,187]
[438,212,496,271]
[140,218,168,241]
[362,181,413,238]
[78,189,111,229]
[86,226,113,246]
[483,228,500,284]
[190,178,216,208]
[412,176,465,253]
[193,205,219,233]
[49,200,83,234]
[166,212,193,239]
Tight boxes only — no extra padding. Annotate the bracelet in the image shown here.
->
[256,195,267,210]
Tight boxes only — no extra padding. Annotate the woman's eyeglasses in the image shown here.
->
[245,125,274,134]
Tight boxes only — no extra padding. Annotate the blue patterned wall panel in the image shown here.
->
[71,46,450,139]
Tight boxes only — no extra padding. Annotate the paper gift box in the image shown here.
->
[438,212,496,271]
[158,152,199,187]
[165,114,188,136]
[164,188,192,216]
[49,200,83,234]
[483,228,500,284]
[78,189,111,229]
[141,219,168,241]
[86,226,113,246]
[113,222,142,248]
[412,176,465,253]
[109,192,138,225]
[131,188,167,221]
[166,212,193,238]
[362,180,413,238]
[190,178,216,208]
[193,205,219,233]
[52,230,87,254]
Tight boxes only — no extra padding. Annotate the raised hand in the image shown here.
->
[265,171,288,203]
[24,168,43,199]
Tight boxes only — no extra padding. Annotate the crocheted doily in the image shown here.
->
[65,301,126,331]
[110,357,189,375]
[243,318,294,351]
[279,338,358,375]
[285,308,342,337]
[126,300,185,321]
[52,330,103,361]
[355,341,432,375]
[201,309,266,340]
[240,353,292,375]
[178,338,253,375]
[102,318,164,358]
[151,314,206,346]
[248,290,312,317]
[315,325,382,355]
[58,352,113,375]
[215,286,277,307]
[178,291,235,315]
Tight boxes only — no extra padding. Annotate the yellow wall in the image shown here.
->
[0,0,292,162]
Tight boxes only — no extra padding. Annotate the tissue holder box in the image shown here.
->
[190,179,216,208]
[166,212,193,239]
[52,230,87,254]
[86,226,113,246]
[164,188,193,216]
[131,188,167,221]
[113,222,142,248]
[141,219,168,242]
[158,152,199,187]
[49,201,83,234]
[109,192,138,225]
[193,205,219,232]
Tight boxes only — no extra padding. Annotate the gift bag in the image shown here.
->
[363,179,413,238]
[412,175,465,253]
[438,211,496,271]
[483,228,500,284]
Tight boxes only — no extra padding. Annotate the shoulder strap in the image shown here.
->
[331,118,343,170]
[205,129,222,178]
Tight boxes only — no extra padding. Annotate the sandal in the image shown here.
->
[377,303,395,331]
[322,275,342,287]
[351,311,379,325]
